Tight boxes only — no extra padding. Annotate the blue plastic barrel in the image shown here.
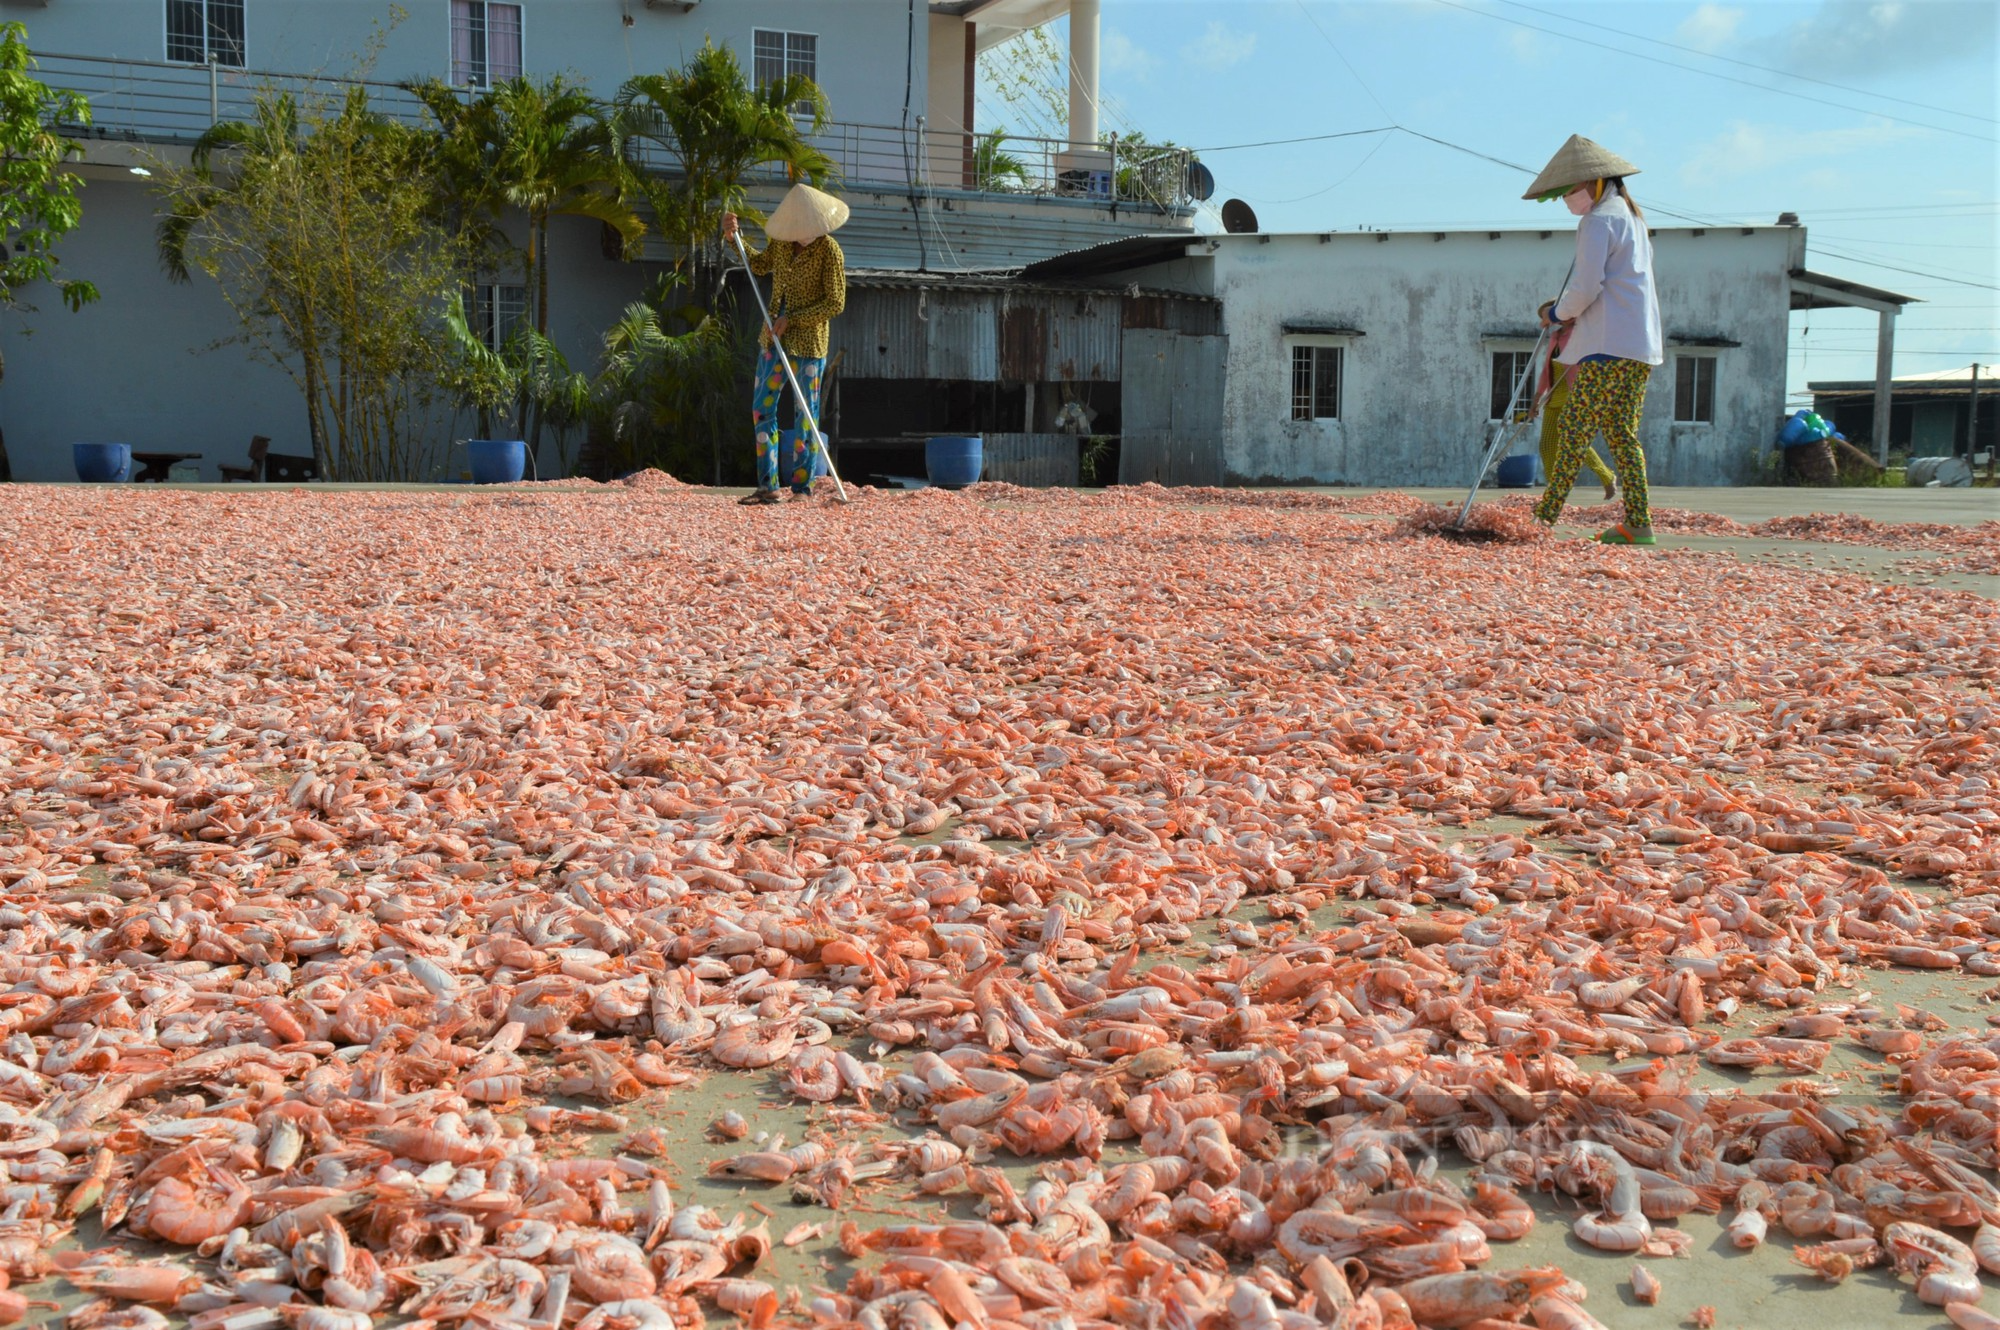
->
[1496,454,1536,488]
[926,436,983,489]
[73,443,131,483]
[467,439,526,484]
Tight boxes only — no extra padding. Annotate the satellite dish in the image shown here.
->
[1221,198,1259,234]
[1184,160,1215,203]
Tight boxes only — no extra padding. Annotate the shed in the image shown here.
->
[1809,364,1995,463]
[812,269,1224,486]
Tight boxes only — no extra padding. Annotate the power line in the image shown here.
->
[1291,0,1396,124]
[1492,0,1999,126]
[1427,0,1999,145]
[1190,127,1395,154]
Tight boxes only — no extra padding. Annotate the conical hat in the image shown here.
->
[764,183,849,243]
[1522,135,1640,200]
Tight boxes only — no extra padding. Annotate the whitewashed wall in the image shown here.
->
[14,0,923,133]
[1119,227,1804,487]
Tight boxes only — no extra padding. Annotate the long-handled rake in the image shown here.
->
[729,229,848,504]
[1450,320,1554,533]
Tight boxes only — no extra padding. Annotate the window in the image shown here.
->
[452,1,523,88]
[166,0,245,67]
[470,283,527,352]
[1674,354,1717,423]
[752,29,818,112]
[1490,349,1538,421]
[1290,345,1342,421]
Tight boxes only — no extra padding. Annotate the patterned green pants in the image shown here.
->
[1534,358,1652,529]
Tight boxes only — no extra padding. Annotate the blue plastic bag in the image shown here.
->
[1778,410,1833,449]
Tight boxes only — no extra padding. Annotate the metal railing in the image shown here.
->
[32,49,1195,211]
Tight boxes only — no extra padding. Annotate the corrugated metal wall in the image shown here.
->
[981,434,1081,487]
[830,285,1172,384]
[1046,294,1121,382]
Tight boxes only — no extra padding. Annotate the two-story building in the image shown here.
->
[1,0,1196,481]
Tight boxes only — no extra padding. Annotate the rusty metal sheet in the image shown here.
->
[828,288,925,379]
[999,300,1046,381]
[922,290,998,380]
[1046,293,1120,382]
[981,433,1081,487]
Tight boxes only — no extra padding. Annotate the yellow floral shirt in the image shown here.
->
[746,234,847,361]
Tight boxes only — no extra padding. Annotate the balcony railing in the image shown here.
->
[33,49,1196,211]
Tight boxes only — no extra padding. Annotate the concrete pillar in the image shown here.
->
[963,23,977,188]
[1069,0,1100,150]
[1873,308,1896,466]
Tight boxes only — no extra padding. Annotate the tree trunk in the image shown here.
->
[534,211,550,338]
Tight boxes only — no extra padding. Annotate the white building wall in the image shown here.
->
[0,171,646,482]
[1125,227,1800,487]
[14,0,923,133]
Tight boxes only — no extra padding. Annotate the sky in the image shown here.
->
[975,0,1998,406]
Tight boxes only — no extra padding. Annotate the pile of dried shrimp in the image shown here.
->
[1,485,1996,1330]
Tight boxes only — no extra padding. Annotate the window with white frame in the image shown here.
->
[452,1,523,89]
[1289,343,1343,421]
[166,0,245,67]
[470,283,527,352]
[1489,349,1539,421]
[752,29,818,112]
[1674,353,1717,423]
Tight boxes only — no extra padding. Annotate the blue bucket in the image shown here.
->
[926,436,983,489]
[782,429,831,481]
[467,439,526,484]
[73,443,132,483]
[1496,454,1536,488]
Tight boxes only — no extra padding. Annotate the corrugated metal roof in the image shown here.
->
[1018,235,1201,281]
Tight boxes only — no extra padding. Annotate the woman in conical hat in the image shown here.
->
[723,183,850,505]
[1524,135,1663,545]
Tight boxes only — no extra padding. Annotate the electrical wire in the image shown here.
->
[1290,0,1396,123]
[1427,0,1998,144]
[1251,131,1393,206]
[1491,0,1999,126]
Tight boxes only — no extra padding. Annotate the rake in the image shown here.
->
[1450,319,1554,533]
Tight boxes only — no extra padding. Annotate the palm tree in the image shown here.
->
[410,75,644,341]
[612,40,834,304]
[974,128,1028,192]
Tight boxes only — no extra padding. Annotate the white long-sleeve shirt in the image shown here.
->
[1553,193,1663,366]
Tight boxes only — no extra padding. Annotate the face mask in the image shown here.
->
[1563,185,1596,216]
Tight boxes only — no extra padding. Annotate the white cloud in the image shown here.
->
[1677,4,1744,53]
[1102,28,1157,81]
[1768,0,1995,75]
[1181,21,1258,71]
[1508,28,1551,65]
[1680,119,1922,183]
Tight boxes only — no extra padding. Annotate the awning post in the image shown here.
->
[1872,308,1896,467]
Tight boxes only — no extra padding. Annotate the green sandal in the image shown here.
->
[1597,522,1656,546]
[738,489,782,506]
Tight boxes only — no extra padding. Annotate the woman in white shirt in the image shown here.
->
[1525,136,1664,545]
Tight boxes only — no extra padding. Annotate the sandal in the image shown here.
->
[1597,522,1656,546]
[738,489,782,506]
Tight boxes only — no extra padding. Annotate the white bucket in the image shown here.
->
[167,461,202,483]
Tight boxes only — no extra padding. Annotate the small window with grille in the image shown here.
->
[1674,354,1717,424]
[452,1,524,88]
[166,0,245,67]
[752,29,818,113]
[470,283,527,352]
[1490,349,1540,421]
[1289,345,1343,421]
